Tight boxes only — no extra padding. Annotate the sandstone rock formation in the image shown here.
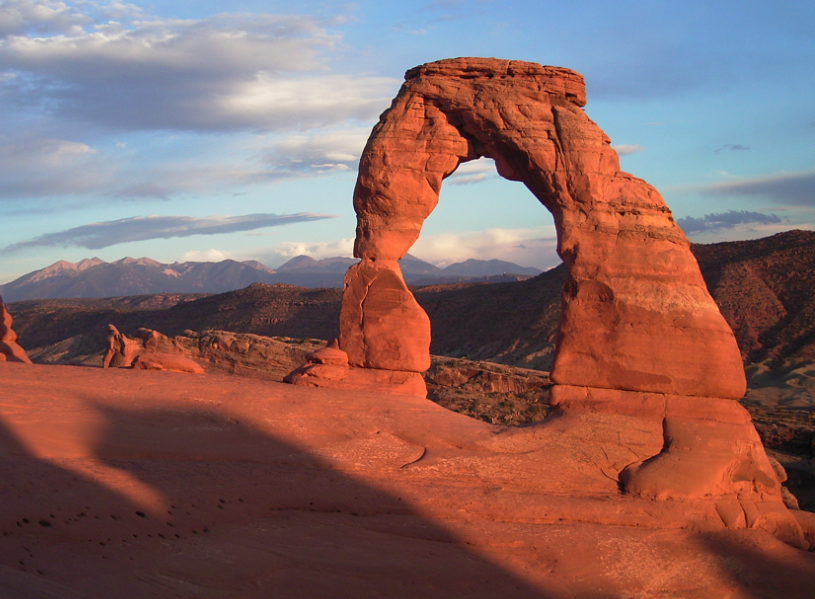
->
[291,57,800,540]
[103,324,138,368]
[285,339,426,397]
[0,295,32,363]
[344,57,744,396]
[103,325,204,374]
[131,351,205,374]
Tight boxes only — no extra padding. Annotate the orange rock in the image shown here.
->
[341,57,745,400]
[131,352,205,374]
[322,57,798,528]
[304,339,349,366]
[285,338,426,397]
[103,325,204,373]
[0,295,32,364]
[103,324,139,368]
[340,260,430,372]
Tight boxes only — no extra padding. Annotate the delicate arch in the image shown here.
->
[339,58,745,400]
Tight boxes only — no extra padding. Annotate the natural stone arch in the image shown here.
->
[336,58,805,518]
[340,57,745,400]
[289,59,802,533]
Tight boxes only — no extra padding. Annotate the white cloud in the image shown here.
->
[0,0,91,37]
[0,136,111,198]
[254,227,563,270]
[446,157,497,185]
[0,5,399,132]
[271,238,355,261]
[182,248,228,262]
[612,144,645,156]
[409,226,559,269]
[266,128,370,174]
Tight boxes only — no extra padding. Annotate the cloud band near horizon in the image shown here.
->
[2,212,335,252]
[676,210,781,234]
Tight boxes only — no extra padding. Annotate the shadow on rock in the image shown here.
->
[697,530,815,599]
[0,403,599,599]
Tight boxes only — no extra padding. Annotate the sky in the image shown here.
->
[0,0,813,283]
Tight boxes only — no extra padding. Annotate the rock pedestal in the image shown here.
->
[0,296,32,364]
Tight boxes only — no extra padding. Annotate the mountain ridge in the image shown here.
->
[0,253,540,301]
[7,230,814,375]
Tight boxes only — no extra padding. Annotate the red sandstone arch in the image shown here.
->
[289,59,801,529]
[340,57,744,400]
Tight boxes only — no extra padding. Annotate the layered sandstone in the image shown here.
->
[299,57,797,533]
[345,57,744,398]
[102,325,203,374]
[285,339,426,397]
[0,295,32,363]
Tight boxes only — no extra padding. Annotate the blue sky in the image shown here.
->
[0,0,813,283]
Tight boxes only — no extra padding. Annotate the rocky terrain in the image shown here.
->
[3,361,814,598]
[1,55,814,596]
[10,230,815,375]
[9,238,815,519]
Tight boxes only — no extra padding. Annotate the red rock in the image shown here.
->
[341,57,744,400]
[304,339,349,366]
[2,362,813,594]
[131,351,205,374]
[0,295,32,364]
[340,260,430,372]
[319,57,797,525]
[103,325,204,373]
[285,338,426,397]
[102,324,140,368]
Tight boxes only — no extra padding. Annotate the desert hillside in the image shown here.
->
[9,230,815,374]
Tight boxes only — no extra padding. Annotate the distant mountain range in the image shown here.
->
[0,254,542,301]
[10,230,815,375]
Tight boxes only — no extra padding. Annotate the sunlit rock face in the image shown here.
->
[344,57,745,400]
[0,296,32,364]
[332,58,801,522]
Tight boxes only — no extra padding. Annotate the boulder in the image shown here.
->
[131,352,205,374]
[285,340,425,397]
[102,325,203,374]
[103,324,139,368]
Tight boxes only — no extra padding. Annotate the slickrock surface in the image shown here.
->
[1,362,814,598]
[0,296,31,364]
